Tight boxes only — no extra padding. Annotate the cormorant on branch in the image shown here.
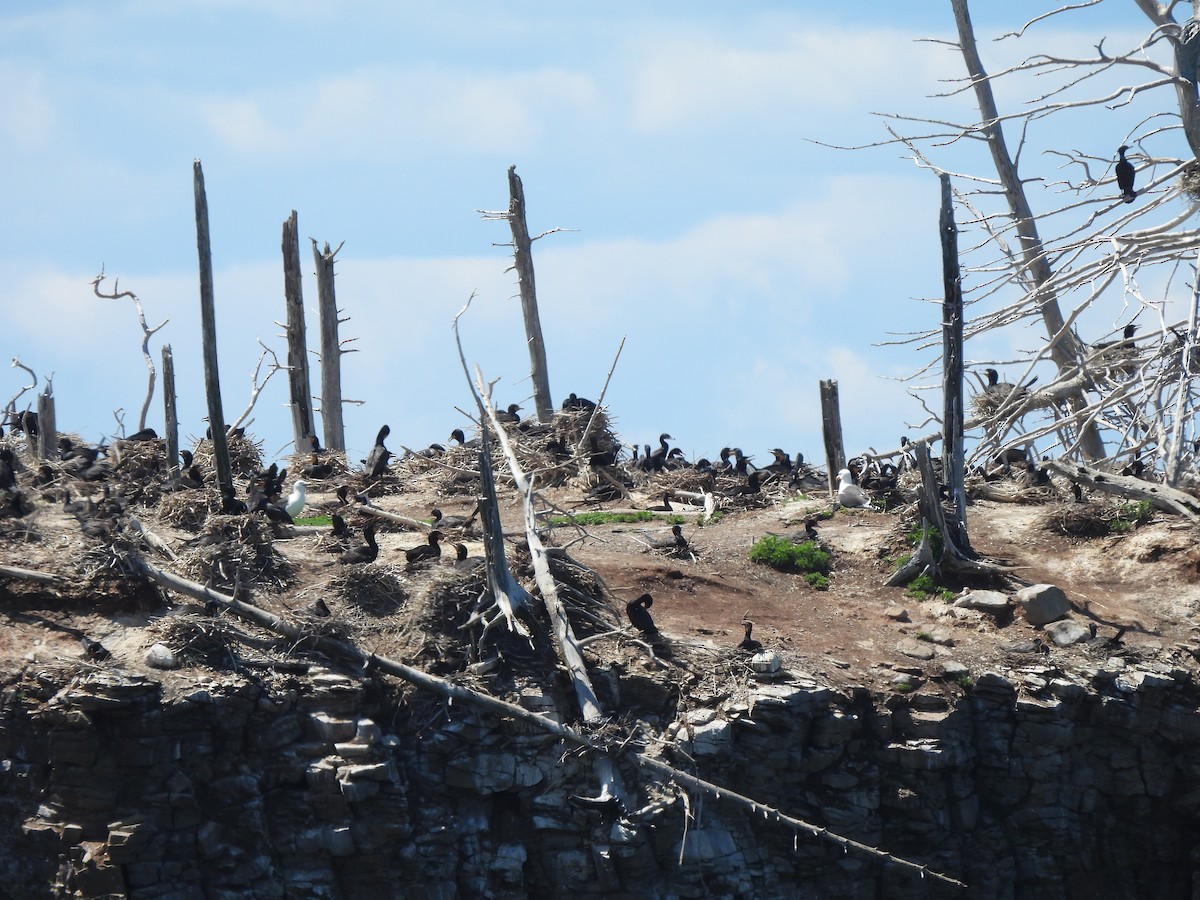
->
[1116,145,1137,204]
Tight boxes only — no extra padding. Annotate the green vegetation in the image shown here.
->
[805,572,830,591]
[954,674,974,690]
[1110,500,1153,534]
[550,510,657,526]
[295,514,332,527]
[749,535,831,580]
[894,682,916,693]
[904,573,956,602]
[915,630,934,642]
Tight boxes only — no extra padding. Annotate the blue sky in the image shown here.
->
[0,2,1154,468]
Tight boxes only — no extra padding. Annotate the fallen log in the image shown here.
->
[1043,459,1200,522]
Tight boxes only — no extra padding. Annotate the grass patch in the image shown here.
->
[905,574,956,602]
[550,511,657,526]
[295,514,332,527]
[749,535,831,578]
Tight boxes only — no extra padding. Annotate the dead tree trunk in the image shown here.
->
[950,0,1104,461]
[820,379,845,498]
[282,211,315,453]
[162,344,179,473]
[193,160,233,500]
[506,165,553,424]
[311,239,346,452]
[939,174,970,552]
[35,385,55,461]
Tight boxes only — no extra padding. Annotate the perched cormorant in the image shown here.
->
[302,453,335,480]
[732,448,755,475]
[179,449,194,469]
[285,480,307,519]
[220,486,248,515]
[430,505,478,531]
[804,518,820,542]
[739,621,763,652]
[81,636,111,661]
[363,425,393,479]
[330,513,349,537]
[562,392,597,412]
[836,469,873,509]
[126,427,158,442]
[255,496,294,526]
[1116,144,1137,203]
[625,594,657,636]
[405,529,443,564]
[339,522,379,565]
[645,434,673,472]
[496,403,522,424]
[6,410,38,437]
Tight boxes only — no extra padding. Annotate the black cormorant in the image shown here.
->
[363,425,393,479]
[625,594,657,636]
[405,530,443,564]
[1116,145,1136,203]
[739,621,763,652]
[496,403,522,424]
[339,522,380,565]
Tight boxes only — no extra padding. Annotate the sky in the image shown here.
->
[0,1,1164,470]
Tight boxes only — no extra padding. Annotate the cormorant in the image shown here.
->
[405,529,443,565]
[645,523,688,554]
[307,598,331,617]
[625,594,657,636]
[430,505,479,531]
[302,453,335,480]
[562,392,597,412]
[739,621,763,652]
[81,636,111,661]
[733,448,754,475]
[645,434,672,472]
[179,449,194,469]
[126,427,158,442]
[330,513,349,537]
[220,486,248,515]
[339,522,379,565]
[496,403,522,424]
[255,496,294,526]
[804,518,820,542]
[6,410,38,437]
[363,425,392,479]
[1116,145,1137,203]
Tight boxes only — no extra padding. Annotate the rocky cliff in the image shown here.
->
[3,648,1198,899]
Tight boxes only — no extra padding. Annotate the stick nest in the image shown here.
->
[177,513,291,592]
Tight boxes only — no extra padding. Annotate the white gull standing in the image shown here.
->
[836,469,873,509]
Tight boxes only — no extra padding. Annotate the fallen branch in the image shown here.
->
[1043,458,1200,521]
[0,564,63,585]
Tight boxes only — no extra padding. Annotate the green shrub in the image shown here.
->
[749,535,831,576]
[805,572,830,590]
[904,574,955,602]
[894,682,916,693]
[1110,500,1153,534]
[954,674,974,690]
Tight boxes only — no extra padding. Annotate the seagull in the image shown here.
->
[836,469,873,509]
[284,480,307,519]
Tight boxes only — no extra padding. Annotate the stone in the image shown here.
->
[1014,584,1070,626]
[1043,618,1092,647]
[884,604,910,622]
[896,637,936,660]
[146,643,179,670]
[954,589,1011,616]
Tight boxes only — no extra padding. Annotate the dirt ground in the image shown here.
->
[4,437,1200,696]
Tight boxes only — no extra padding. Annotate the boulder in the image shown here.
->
[1043,618,1092,647]
[1015,584,1070,626]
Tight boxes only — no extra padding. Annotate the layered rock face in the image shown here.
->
[2,657,1199,899]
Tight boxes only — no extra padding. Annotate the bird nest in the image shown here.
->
[105,439,172,505]
[189,433,265,480]
[1181,159,1200,202]
[328,563,409,616]
[1037,497,1151,537]
[177,513,290,593]
[158,486,222,531]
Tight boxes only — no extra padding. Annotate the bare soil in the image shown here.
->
[4,451,1200,695]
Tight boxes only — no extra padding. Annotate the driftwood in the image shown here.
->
[354,503,430,531]
[1043,459,1200,522]
[127,551,965,889]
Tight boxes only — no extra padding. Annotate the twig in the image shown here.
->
[93,270,169,433]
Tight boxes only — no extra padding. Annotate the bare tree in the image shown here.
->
[92,269,169,434]
[860,1,1200,477]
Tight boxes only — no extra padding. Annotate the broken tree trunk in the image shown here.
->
[820,379,845,499]
[193,160,233,501]
[282,210,315,453]
[506,165,554,424]
[35,384,56,462]
[939,173,970,553]
[1043,459,1200,521]
[311,239,346,452]
[162,344,179,474]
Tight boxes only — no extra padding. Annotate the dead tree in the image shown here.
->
[193,160,233,500]
[281,211,315,453]
[162,345,179,473]
[35,383,56,462]
[855,3,1200,475]
[939,173,969,551]
[92,270,168,434]
[478,166,567,424]
[311,239,349,452]
[819,380,845,497]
